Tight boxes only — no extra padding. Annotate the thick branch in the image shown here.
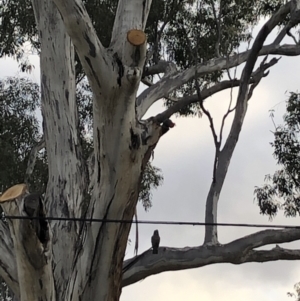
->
[143,61,177,77]
[52,0,112,93]
[204,1,294,244]
[110,0,151,68]
[136,41,300,119]
[122,228,300,287]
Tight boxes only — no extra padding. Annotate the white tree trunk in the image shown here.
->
[1,1,300,301]
[31,0,88,299]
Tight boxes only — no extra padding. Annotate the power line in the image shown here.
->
[1,215,300,229]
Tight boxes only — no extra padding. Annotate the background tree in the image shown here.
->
[1,0,300,301]
[255,92,300,218]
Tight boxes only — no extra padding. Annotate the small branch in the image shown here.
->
[218,56,280,144]
[247,57,280,101]
[227,228,300,251]
[219,61,238,146]
[274,1,300,45]
[210,0,222,57]
[153,55,277,125]
[194,79,219,183]
[153,79,241,123]
[24,137,45,185]
[195,81,219,149]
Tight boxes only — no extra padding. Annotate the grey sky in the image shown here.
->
[0,20,300,301]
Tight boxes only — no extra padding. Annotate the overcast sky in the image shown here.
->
[0,19,300,301]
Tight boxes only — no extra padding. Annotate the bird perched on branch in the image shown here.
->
[151,230,160,254]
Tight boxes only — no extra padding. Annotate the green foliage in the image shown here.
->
[0,0,287,83]
[139,163,163,211]
[254,93,300,218]
[0,0,38,73]
[0,77,46,193]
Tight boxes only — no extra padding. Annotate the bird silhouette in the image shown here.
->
[151,230,160,254]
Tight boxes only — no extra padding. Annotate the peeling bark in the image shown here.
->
[1,194,53,301]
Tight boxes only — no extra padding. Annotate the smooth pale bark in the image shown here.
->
[1,1,300,301]
[53,0,155,300]
[31,0,87,300]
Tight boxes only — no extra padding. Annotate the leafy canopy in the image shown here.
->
[255,93,300,218]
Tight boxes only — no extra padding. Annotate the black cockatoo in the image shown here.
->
[151,230,160,254]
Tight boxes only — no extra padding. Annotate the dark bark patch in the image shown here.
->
[133,47,141,66]
[113,53,124,87]
[75,2,84,15]
[84,56,101,88]
[39,278,43,289]
[88,185,117,283]
[97,128,101,183]
[65,89,69,105]
[55,99,60,119]
[61,200,70,218]
[84,32,96,58]
[24,194,49,244]
[142,0,146,25]
[141,131,150,145]
[130,128,140,150]
[68,131,74,152]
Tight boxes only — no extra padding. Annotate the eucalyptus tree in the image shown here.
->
[1,1,300,301]
[255,92,300,217]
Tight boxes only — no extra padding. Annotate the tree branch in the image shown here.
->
[153,56,279,124]
[153,79,240,123]
[143,61,177,78]
[110,0,151,68]
[204,1,294,245]
[24,137,45,185]
[136,40,300,119]
[122,228,300,287]
[52,0,112,93]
